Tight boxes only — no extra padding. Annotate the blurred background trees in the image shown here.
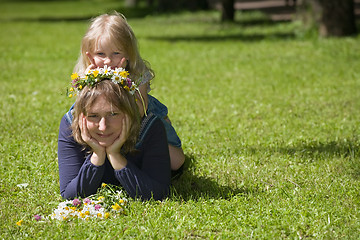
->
[296,0,357,37]
[125,0,357,37]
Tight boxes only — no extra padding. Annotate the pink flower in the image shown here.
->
[34,214,42,221]
[94,204,101,210]
[83,198,91,204]
[72,198,82,207]
[126,78,132,87]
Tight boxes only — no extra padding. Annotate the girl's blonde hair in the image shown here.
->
[72,80,140,154]
[74,12,154,86]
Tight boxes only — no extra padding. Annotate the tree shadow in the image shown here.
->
[0,6,153,23]
[273,140,359,160]
[170,154,252,201]
[146,31,294,42]
[247,138,360,179]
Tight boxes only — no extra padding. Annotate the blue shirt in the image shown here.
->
[57,113,171,200]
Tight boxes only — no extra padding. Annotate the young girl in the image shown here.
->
[58,68,171,200]
[67,11,184,175]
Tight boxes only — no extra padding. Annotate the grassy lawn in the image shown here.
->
[1,0,360,239]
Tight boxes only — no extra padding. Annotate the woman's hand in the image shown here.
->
[106,115,130,170]
[106,114,130,155]
[79,113,106,166]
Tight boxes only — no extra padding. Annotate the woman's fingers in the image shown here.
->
[80,113,91,142]
[121,114,130,140]
[106,115,129,154]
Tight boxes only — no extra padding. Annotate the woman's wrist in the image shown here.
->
[90,151,106,166]
[107,152,127,170]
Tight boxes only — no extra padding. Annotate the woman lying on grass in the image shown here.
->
[57,67,171,200]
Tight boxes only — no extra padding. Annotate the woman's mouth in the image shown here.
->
[97,133,113,138]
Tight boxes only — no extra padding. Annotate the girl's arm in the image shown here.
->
[115,117,171,200]
[57,116,105,199]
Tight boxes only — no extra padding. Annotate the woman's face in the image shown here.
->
[85,94,125,147]
[92,38,127,69]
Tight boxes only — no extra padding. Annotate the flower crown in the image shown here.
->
[67,65,148,116]
[67,66,138,98]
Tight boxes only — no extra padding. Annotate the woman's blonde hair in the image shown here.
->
[74,12,154,86]
[71,80,140,154]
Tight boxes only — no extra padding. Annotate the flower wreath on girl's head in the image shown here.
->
[67,65,147,116]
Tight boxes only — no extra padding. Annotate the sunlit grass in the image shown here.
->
[1,1,360,238]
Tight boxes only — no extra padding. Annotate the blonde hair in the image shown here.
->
[71,80,140,153]
[74,12,154,86]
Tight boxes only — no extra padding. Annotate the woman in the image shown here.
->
[58,67,171,200]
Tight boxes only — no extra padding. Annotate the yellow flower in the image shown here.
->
[101,183,107,188]
[98,196,105,201]
[119,199,124,204]
[124,86,130,91]
[78,85,82,90]
[112,203,121,211]
[120,71,129,78]
[69,87,74,92]
[79,212,85,218]
[16,220,23,226]
[85,211,90,215]
[68,94,73,98]
[71,73,79,80]
[104,212,110,219]
[93,70,99,77]
[97,213,102,218]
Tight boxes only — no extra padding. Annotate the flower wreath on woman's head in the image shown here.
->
[67,65,147,116]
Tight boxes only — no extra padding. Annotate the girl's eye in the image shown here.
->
[110,112,120,117]
[113,52,120,55]
[96,52,105,56]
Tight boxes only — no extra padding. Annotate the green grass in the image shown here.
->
[1,1,360,239]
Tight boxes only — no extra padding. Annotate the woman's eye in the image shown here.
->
[87,114,98,119]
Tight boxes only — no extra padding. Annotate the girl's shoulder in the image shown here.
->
[138,112,158,141]
[136,112,164,148]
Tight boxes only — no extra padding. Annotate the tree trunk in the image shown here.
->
[297,0,357,37]
[125,0,138,7]
[221,0,235,22]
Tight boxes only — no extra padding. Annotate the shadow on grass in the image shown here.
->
[272,140,359,160]
[170,154,252,201]
[278,139,360,179]
[147,32,294,42]
[248,139,360,178]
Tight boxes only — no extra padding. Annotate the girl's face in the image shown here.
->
[85,94,125,147]
[92,38,126,69]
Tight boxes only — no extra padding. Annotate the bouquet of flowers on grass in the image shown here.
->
[50,183,129,221]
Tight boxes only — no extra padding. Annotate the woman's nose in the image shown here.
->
[98,117,107,131]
